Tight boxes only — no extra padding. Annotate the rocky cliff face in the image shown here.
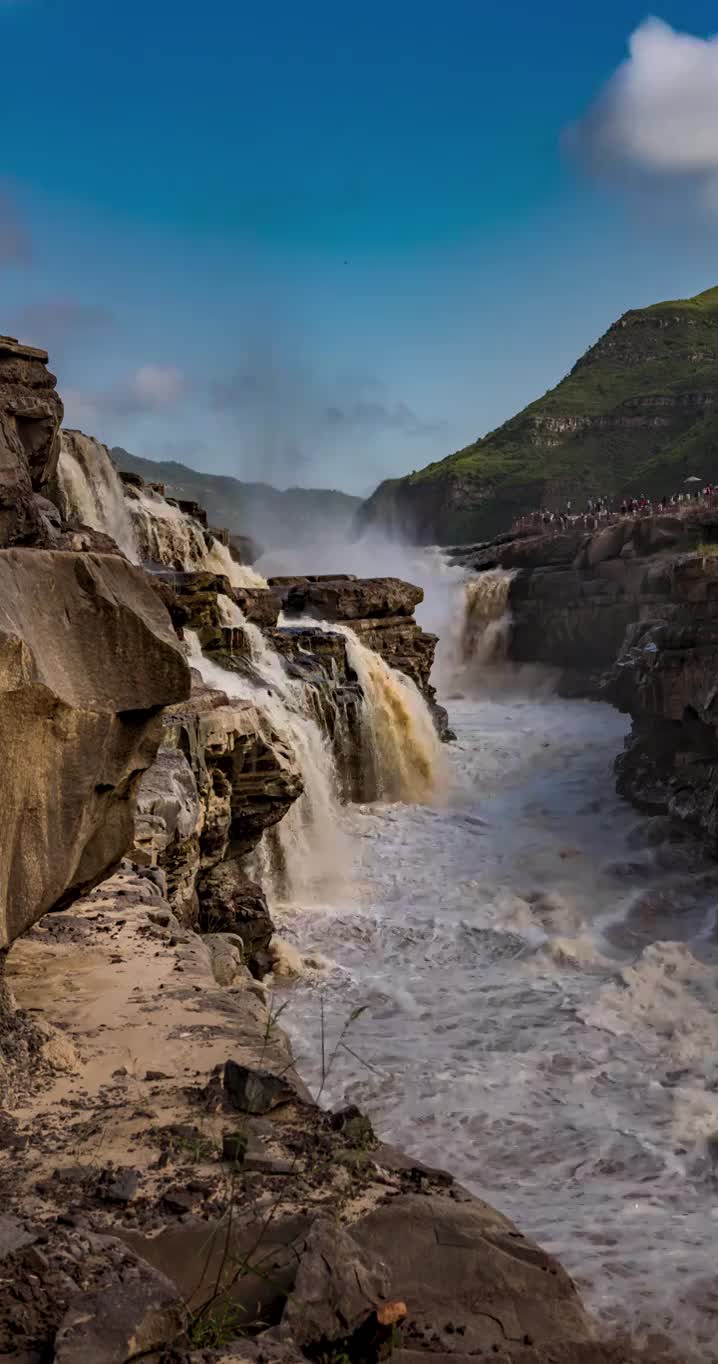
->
[358,285,718,543]
[455,507,718,852]
[0,336,65,547]
[0,342,191,974]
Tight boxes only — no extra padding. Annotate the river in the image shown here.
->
[273,668,718,1361]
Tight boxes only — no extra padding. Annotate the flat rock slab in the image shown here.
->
[351,1193,593,1356]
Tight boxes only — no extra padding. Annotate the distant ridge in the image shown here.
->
[111,448,361,550]
[356,285,718,544]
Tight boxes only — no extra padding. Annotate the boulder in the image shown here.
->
[351,1193,594,1356]
[198,860,273,963]
[0,335,63,547]
[0,549,189,948]
[281,576,424,622]
[282,1217,390,1354]
[223,1059,301,1114]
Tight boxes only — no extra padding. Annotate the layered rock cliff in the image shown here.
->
[358,285,718,544]
[454,506,718,853]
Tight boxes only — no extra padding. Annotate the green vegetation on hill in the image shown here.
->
[111,448,361,552]
[356,286,718,544]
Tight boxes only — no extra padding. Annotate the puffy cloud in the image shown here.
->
[569,18,718,208]
[63,364,186,434]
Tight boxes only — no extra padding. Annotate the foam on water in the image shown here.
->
[276,692,718,1360]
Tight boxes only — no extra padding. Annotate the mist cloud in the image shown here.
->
[213,341,443,489]
[569,18,718,211]
[64,364,187,434]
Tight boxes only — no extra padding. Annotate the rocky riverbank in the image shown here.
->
[451,506,718,853]
[0,333,654,1362]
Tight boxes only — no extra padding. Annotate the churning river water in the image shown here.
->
[275,688,718,1361]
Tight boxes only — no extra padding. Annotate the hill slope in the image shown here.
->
[356,286,718,544]
[111,448,361,551]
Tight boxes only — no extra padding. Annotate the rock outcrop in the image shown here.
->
[0,549,189,954]
[0,335,64,547]
[271,573,450,739]
[457,507,718,851]
[132,673,303,960]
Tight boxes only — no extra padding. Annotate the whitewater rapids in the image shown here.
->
[274,683,718,1360]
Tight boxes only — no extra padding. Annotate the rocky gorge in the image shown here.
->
[450,506,718,853]
[0,333,656,1364]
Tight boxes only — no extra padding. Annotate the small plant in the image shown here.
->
[697,541,718,557]
[188,1299,247,1348]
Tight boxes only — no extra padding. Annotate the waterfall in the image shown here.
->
[127,489,209,570]
[204,537,268,589]
[338,625,446,804]
[57,430,266,586]
[185,622,348,904]
[57,431,139,561]
[217,593,245,627]
[444,568,515,691]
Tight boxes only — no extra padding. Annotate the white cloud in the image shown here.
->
[570,17,718,208]
[63,365,187,436]
[130,364,185,407]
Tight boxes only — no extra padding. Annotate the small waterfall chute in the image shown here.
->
[460,570,514,667]
[185,618,348,905]
[338,624,446,804]
[57,431,139,561]
[203,537,268,589]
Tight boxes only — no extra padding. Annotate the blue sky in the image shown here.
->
[2,0,718,494]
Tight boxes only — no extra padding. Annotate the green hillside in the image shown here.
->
[112,448,361,552]
[357,286,718,544]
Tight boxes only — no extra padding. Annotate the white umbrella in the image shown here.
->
[685,475,702,483]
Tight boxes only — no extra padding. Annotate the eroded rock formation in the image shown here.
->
[271,572,451,738]
[0,336,64,547]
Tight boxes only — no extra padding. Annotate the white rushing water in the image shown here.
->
[57,431,266,587]
[269,566,718,1363]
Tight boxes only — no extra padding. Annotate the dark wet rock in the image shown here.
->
[0,1214,36,1259]
[53,1245,185,1362]
[281,1216,389,1353]
[100,1168,139,1204]
[221,1129,249,1164]
[198,861,273,965]
[223,1060,301,1115]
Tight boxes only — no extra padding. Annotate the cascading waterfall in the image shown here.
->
[441,568,515,692]
[57,431,267,586]
[460,569,514,667]
[57,431,139,561]
[185,621,348,903]
[338,625,446,804]
[128,488,208,569]
[204,537,268,589]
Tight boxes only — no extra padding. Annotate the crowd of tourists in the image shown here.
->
[512,482,718,536]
